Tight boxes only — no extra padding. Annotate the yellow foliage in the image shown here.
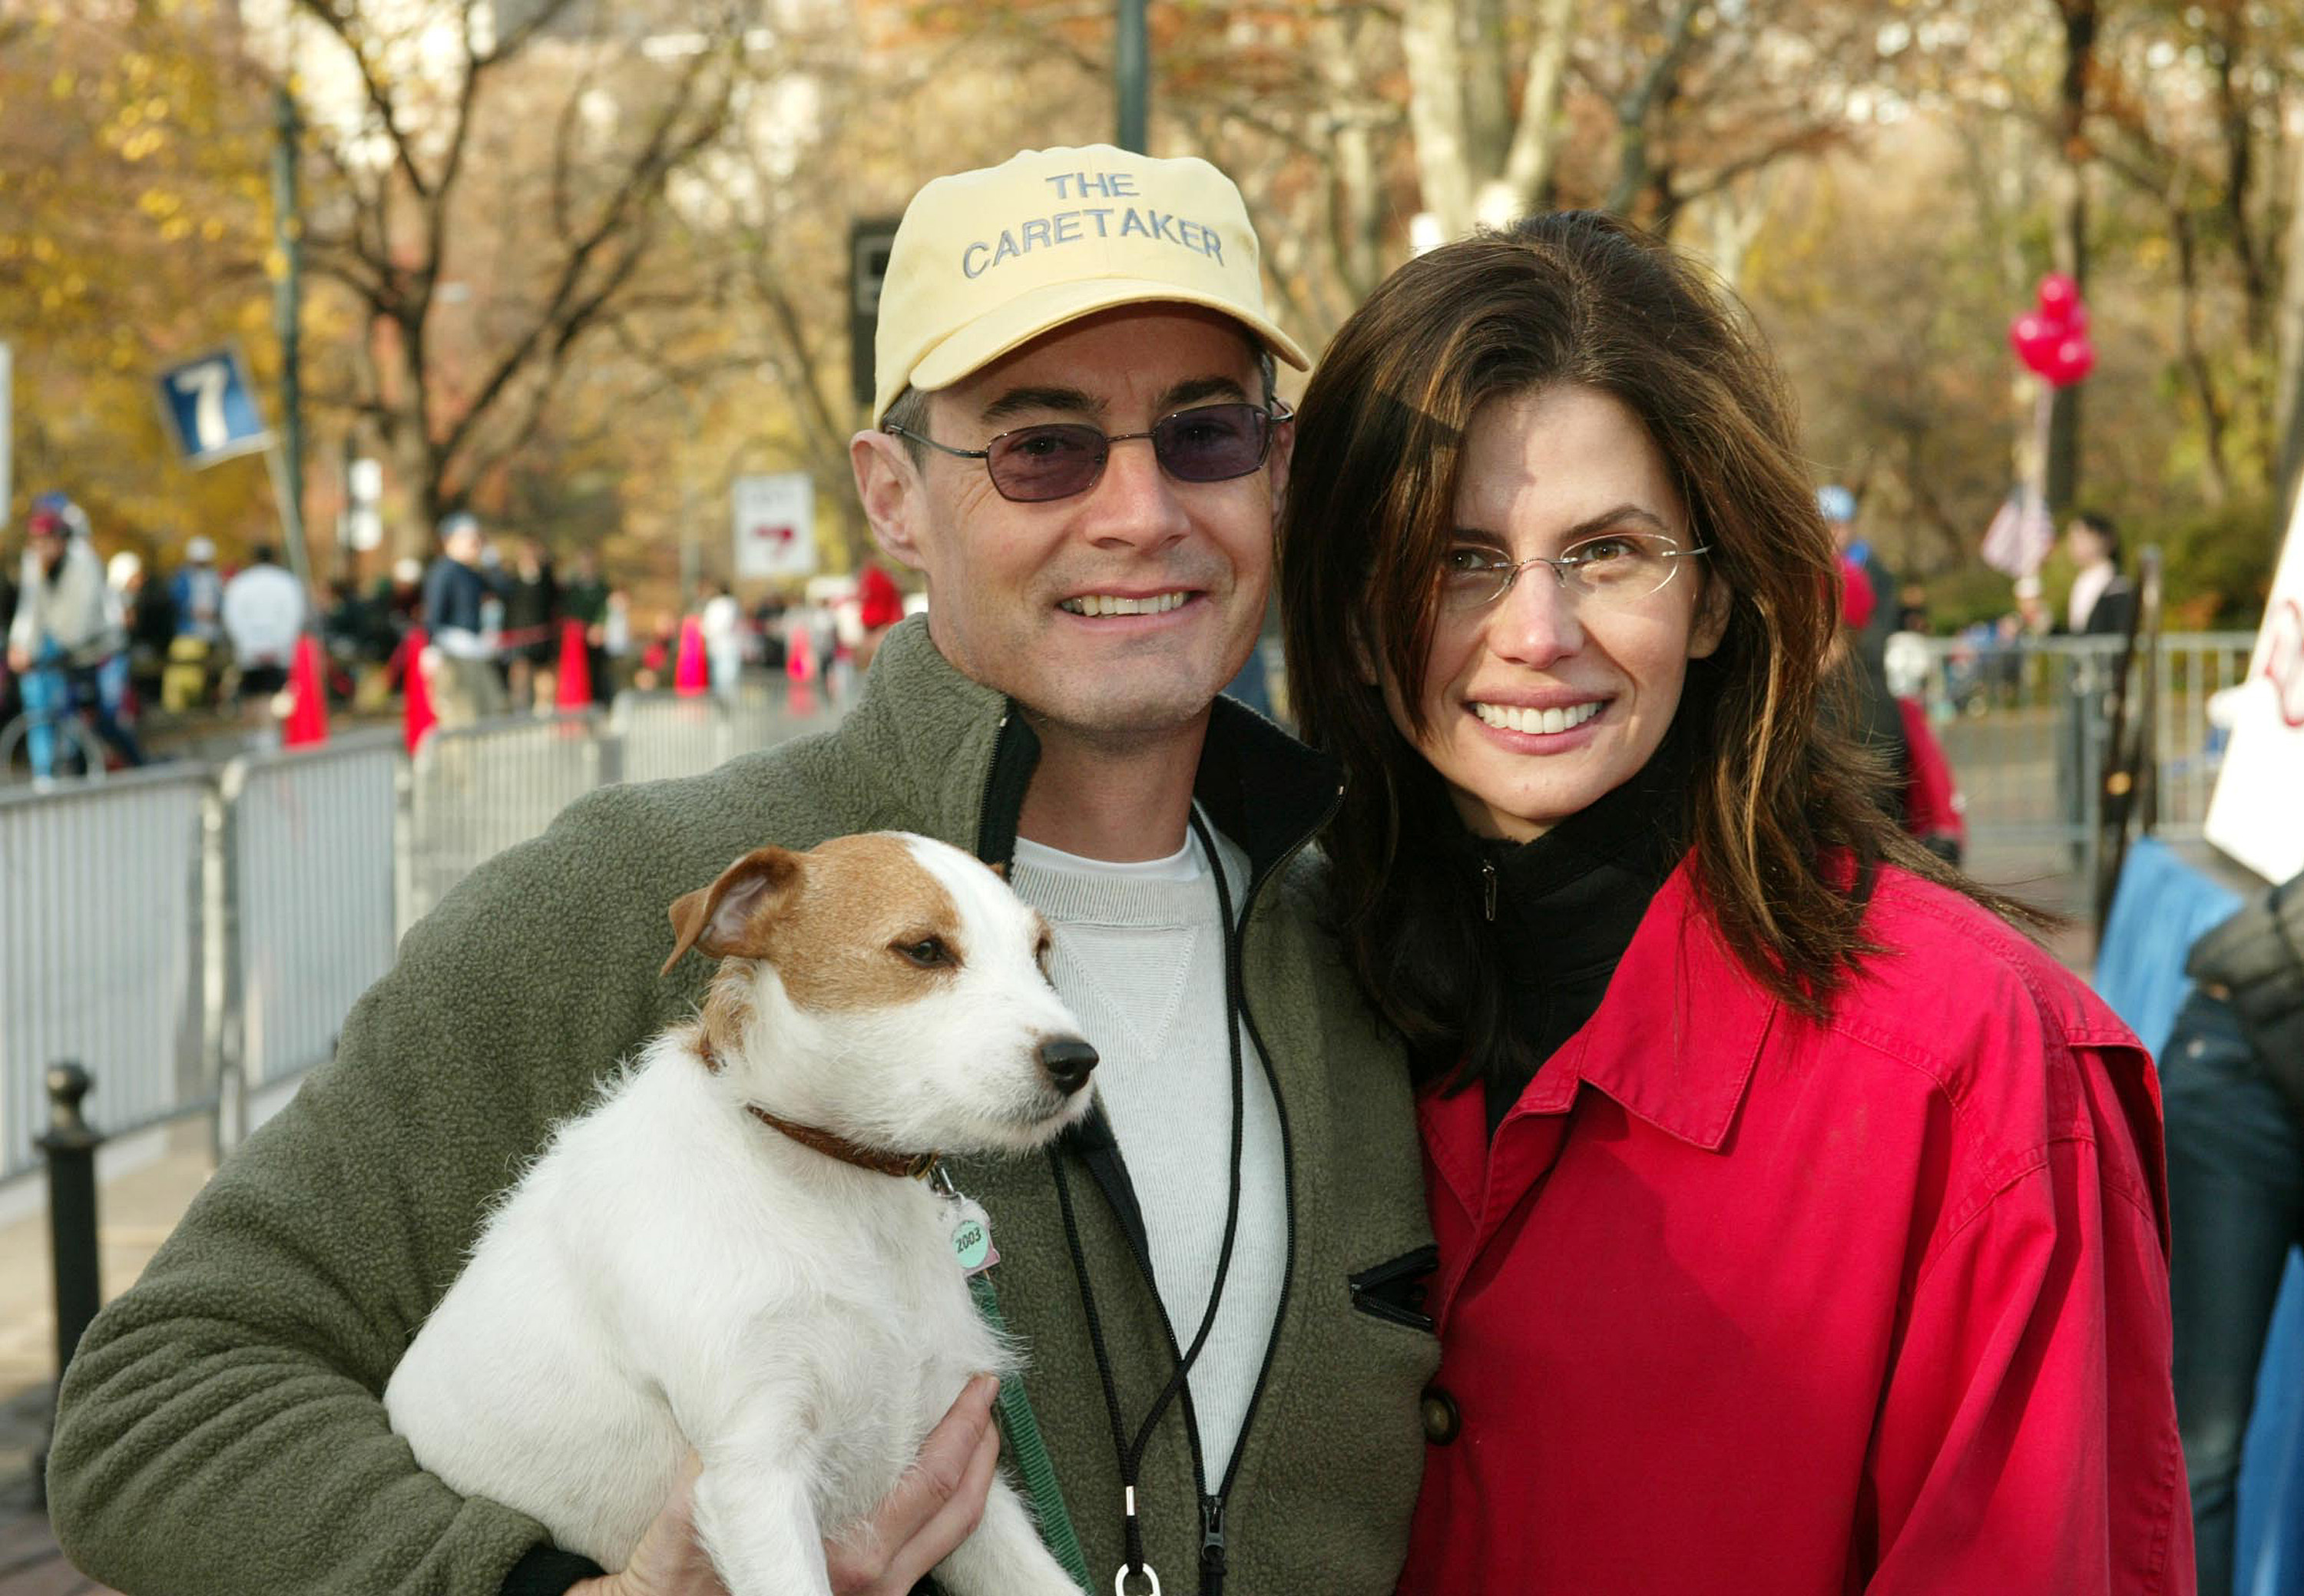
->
[161,216,193,242]
[50,70,74,98]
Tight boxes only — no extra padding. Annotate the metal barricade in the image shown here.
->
[222,733,401,1101]
[612,692,734,785]
[0,767,212,1181]
[613,684,843,786]
[402,711,618,931]
[1904,631,2256,849]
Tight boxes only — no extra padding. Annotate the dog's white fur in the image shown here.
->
[384,832,1095,1596]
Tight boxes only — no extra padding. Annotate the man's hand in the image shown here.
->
[571,1373,1006,1596]
[5,644,28,675]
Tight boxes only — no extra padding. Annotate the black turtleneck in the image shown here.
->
[1475,723,1694,1134]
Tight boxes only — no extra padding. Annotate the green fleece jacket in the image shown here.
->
[48,618,1438,1596]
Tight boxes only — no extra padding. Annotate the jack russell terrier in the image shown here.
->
[385,832,1099,1596]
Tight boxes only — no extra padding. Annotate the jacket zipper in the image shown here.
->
[1195,777,1341,1592]
[982,697,1341,1594]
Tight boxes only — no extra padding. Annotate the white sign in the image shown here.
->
[731,472,819,581]
[2204,492,2304,885]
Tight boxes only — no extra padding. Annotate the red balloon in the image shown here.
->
[2039,335,2095,387]
[2011,312,2062,373]
[2038,272,2081,319]
[2061,300,2089,336]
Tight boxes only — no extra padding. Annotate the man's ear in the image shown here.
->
[664,846,803,975]
[852,429,929,573]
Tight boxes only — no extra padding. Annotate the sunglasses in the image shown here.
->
[886,401,1290,504]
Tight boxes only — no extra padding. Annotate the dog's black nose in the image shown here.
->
[1039,1037,1099,1095]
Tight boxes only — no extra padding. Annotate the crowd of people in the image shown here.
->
[1,491,904,780]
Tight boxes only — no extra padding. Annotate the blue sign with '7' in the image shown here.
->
[157,349,271,466]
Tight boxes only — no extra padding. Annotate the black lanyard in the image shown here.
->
[1048,804,1247,1596]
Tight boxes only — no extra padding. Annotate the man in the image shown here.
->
[164,536,227,710]
[220,543,306,698]
[2063,508,2136,636]
[48,144,1435,1596]
[422,511,510,727]
[2166,873,2304,1596]
[7,494,148,776]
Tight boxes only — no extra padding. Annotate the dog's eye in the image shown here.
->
[894,936,953,969]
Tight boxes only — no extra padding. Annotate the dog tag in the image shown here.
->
[949,1195,998,1276]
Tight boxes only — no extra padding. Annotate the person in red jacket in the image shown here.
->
[1276,213,2190,1594]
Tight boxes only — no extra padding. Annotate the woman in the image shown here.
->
[1277,214,2190,1594]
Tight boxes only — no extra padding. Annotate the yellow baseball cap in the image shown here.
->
[872,144,1310,424]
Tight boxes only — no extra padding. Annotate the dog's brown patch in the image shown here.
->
[766,835,968,1012]
[672,835,972,1035]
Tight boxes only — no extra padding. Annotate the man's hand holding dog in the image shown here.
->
[571,1374,1006,1596]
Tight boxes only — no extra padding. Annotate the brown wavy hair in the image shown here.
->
[1278,213,2031,1093]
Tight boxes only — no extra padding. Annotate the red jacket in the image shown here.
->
[1402,862,2190,1596]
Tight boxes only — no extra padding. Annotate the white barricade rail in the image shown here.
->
[1905,631,2256,846]
[614,682,843,786]
[0,681,834,1184]
[0,767,211,1181]
[613,693,732,786]
[404,711,616,932]
[224,733,401,1094]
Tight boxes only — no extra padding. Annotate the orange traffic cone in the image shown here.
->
[555,618,593,709]
[283,634,329,748]
[402,627,438,753]
[674,615,708,697]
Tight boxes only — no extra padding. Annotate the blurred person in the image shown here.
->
[6,495,148,776]
[852,565,903,674]
[221,545,306,699]
[1819,482,1896,673]
[560,551,611,704]
[601,588,633,694]
[2063,508,2137,636]
[2165,875,2304,1596]
[1823,556,1914,822]
[170,536,226,645]
[162,536,227,711]
[111,549,175,710]
[503,538,559,711]
[748,589,789,674]
[632,608,676,691]
[699,578,743,700]
[420,512,508,727]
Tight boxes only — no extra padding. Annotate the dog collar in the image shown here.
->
[697,1031,940,1180]
[744,1103,942,1182]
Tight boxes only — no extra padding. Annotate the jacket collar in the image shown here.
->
[831,617,1341,887]
[1497,858,1776,1151]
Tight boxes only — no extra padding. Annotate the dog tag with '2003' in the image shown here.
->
[948,1195,998,1276]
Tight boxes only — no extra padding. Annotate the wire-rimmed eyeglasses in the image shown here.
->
[885,402,1290,504]
[1439,530,1711,611]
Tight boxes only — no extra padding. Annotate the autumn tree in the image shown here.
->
[286,0,758,558]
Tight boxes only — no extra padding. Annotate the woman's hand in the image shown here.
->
[569,1372,1005,1596]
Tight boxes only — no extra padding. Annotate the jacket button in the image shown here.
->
[1421,1383,1461,1445]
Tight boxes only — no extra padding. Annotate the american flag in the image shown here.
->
[1980,488,2054,578]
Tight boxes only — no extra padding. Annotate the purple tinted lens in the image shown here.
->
[987,425,1105,502]
[1152,405,1267,481]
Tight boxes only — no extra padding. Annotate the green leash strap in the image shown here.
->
[968,1271,1094,1594]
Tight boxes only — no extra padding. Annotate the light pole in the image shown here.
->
[1116,0,1147,153]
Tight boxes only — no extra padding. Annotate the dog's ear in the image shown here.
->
[984,859,1009,882]
[663,846,802,975]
